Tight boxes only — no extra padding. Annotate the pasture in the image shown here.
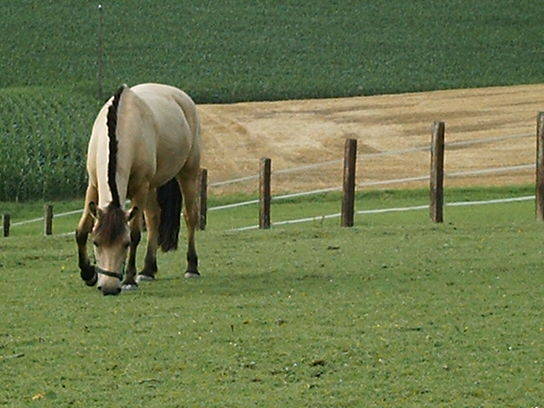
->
[1,187,543,407]
[1,1,543,406]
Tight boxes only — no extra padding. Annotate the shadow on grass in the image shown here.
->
[139,269,333,299]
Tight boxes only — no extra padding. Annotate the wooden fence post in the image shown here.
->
[3,214,10,237]
[430,121,445,223]
[341,139,357,227]
[259,158,271,229]
[536,112,544,221]
[199,168,208,230]
[44,204,53,236]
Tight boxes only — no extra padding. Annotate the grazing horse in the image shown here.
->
[75,83,201,295]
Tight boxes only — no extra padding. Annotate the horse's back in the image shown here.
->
[131,83,199,137]
[130,83,201,186]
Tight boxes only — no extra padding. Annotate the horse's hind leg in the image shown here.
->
[138,189,161,281]
[178,168,200,278]
[75,184,98,286]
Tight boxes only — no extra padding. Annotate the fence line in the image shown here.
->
[209,132,532,187]
[55,195,535,236]
[232,195,535,231]
[448,164,533,177]
[11,208,83,227]
[443,132,531,148]
[7,162,535,229]
[265,162,535,201]
[7,131,531,229]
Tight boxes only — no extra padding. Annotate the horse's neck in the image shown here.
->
[97,176,129,209]
[97,88,152,209]
[97,139,134,209]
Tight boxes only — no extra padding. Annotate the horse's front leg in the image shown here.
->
[121,215,141,290]
[122,188,147,290]
[138,190,161,281]
[76,184,98,286]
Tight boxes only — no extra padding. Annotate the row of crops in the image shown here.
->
[1,1,542,103]
[0,87,99,201]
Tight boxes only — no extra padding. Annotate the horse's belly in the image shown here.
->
[150,132,191,187]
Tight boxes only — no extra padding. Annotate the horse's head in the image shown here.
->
[89,202,137,295]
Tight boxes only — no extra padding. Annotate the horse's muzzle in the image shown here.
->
[98,285,122,296]
[96,266,123,296]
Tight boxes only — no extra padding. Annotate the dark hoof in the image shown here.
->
[84,272,98,287]
[80,264,97,286]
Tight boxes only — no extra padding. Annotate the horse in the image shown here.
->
[75,83,201,295]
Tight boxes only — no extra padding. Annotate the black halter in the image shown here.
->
[84,265,124,287]
[95,259,125,281]
[96,267,123,280]
[89,253,125,282]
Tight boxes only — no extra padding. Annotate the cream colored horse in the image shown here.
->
[76,83,201,295]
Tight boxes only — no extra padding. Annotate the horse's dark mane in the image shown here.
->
[95,204,126,244]
[106,85,126,208]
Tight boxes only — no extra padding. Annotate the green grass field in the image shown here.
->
[3,2,543,405]
[1,187,543,407]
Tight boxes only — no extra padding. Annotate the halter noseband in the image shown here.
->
[86,256,125,285]
[95,266,124,281]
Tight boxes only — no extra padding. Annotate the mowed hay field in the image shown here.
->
[1,188,543,407]
[201,84,544,194]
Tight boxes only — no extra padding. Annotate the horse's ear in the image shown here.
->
[89,201,98,219]
[126,206,138,222]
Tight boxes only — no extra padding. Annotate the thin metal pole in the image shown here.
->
[97,4,104,100]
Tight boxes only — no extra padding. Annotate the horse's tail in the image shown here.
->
[157,178,183,252]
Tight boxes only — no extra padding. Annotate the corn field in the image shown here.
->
[0,87,99,201]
